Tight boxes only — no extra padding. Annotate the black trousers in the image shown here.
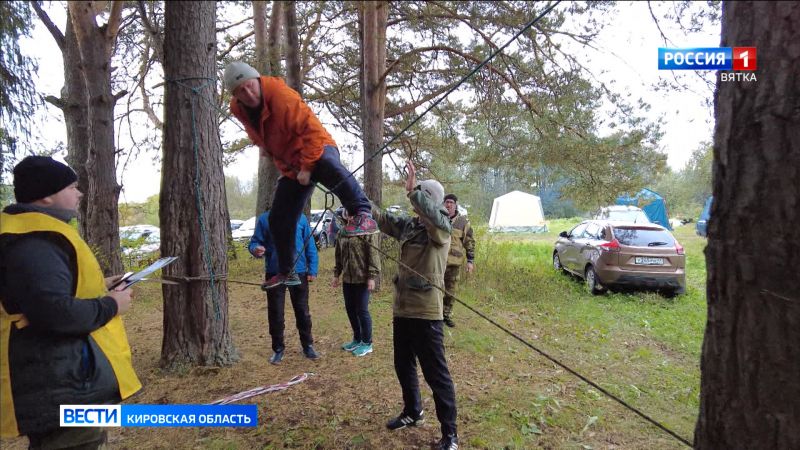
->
[266,273,313,352]
[270,145,372,274]
[393,317,457,436]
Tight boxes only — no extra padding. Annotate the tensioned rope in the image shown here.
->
[366,239,693,447]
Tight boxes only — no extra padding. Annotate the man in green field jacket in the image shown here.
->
[374,161,458,450]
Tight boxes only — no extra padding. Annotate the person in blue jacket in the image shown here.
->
[248,210,320,364]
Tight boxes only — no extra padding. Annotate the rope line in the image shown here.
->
[367,239,692,447]
[208,373,311,405]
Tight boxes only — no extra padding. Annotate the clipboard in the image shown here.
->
[110,256,179,289]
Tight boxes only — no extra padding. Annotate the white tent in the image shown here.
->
[488,190,548,233]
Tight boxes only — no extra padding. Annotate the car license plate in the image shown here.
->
[635,256,664,265]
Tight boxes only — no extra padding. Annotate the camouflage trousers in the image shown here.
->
[443,265,461,319]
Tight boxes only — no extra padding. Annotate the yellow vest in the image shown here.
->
[0,211,141,437]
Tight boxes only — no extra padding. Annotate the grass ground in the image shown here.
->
[2,220,706,449]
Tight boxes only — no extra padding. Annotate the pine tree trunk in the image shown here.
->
[160,0,237,368]
[62,21,90,238]
[255,0,282,215]
[360,1,388,207]
[67,2,123,275]
[694,2,800,448]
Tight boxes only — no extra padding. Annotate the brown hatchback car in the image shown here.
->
[553,220,686,296]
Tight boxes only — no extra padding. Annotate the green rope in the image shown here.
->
[168,76,221,320]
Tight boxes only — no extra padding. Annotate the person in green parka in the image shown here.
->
[375,161,459,450]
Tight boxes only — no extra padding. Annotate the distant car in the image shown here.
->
[119,225,160,256]
[230,219,245,231]
[309,209,335,248]
[232,216,257,241]
[457,205,468,217]
[594,205,651,224]
[386,205,404,214]
[552,220,685,297]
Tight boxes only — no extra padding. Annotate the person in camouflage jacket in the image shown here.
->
[374,161,459,450]
[332,209,381,357]
[442,193,475,327]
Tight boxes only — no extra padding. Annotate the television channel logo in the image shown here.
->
[60,404,258,428]
[659,47,757,71]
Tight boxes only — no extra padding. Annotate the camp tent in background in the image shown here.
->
[488,191,548,233]
[696,196,713,237]
[616,188,672,230]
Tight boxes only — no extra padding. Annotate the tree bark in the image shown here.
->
[255,0,281,215]
[284,1,301,95]
[360,1,388,207]
[67,1,123,275]
[32,4,91,237]
[62,20,92,239]
[160,0,237,368]
[694,2,800,449]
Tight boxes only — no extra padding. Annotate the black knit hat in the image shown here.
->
[444,193,458,203]
[13,156,78,203]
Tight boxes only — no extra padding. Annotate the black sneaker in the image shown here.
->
[269,350,284,365]
[436,433,458,450]
[443,317,456,328]
[386,411,424,430]
[303,345,320,360]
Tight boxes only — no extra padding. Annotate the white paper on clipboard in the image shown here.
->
[112,256,178,289]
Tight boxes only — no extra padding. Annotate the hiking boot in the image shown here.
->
[436,433,458,450]
[341,340,360,351]
[351,342,373,357]
[261,273,301,290]
[303,345,320,360]
[386,411,424,430]
[269,350,284,365]
[343,212,379,236]
[443,317,456,328]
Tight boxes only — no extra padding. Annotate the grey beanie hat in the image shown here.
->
[418,179,445,206]
[224,61,260,93]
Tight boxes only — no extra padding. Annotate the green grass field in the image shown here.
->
[449,219,706,448]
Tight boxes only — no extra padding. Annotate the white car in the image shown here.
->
[593,205,650,224]
[230,219,245,231]
[232,216,257,240]
[119,225,161,256]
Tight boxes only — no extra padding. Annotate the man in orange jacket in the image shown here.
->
[225,61,378,289]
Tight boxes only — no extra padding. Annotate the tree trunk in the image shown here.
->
[255,0,282,215]
[694,2,800,449]
[160,0,237,368]
[284,1,301,95]
[67,2,123,275]
[62,20,91,238]
[31,4,91,236]
[360,1,388,207]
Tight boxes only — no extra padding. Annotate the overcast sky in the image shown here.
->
[13,1,718,203]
